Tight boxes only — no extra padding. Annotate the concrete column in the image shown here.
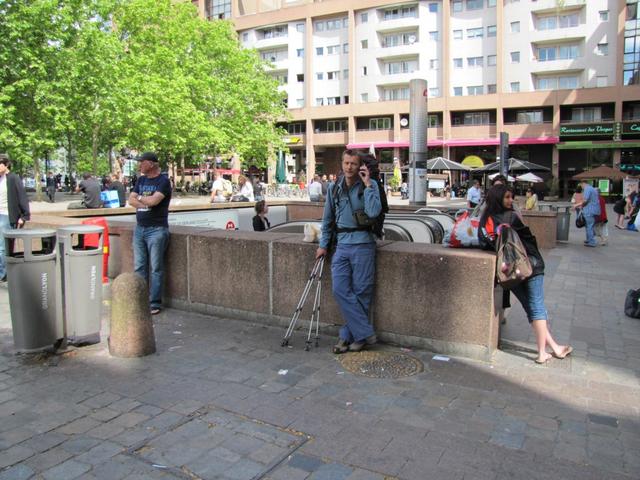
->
[496,0,504,94]
[393,112,401,144]
[306,118,315,181]
[348,116,356,145]
[305,17,313,108]
[613,148,621,168]
[552,146,560,183]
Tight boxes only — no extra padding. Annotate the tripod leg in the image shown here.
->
[314,259,325,347]
[306,267,323,351]
[282,258,322,346]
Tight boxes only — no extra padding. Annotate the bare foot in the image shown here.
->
[553,345,573,359]
[535,352,552,364]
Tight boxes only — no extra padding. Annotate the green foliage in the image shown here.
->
[0,0,286,176]
[388,176,400,190]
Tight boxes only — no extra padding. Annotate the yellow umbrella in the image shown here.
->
[461,155,484,169]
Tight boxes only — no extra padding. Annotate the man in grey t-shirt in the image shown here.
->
[68,173,103,209]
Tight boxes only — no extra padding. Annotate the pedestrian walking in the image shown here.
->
[315,150,382,354]
[0,154,30,283]
[45,171,56,202]
[578,179,601,247]
[467,180,482,208]
[479,184,572,364]
[128,152,172,315]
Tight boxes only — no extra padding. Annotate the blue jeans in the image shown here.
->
[510,274,548,323]
[331,243,376,343]
[584,214,597,246]
[0,214,10,279]
[133,225,170,309]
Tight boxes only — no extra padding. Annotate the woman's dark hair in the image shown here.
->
[480,184,510,226]
[491,174,507,186]
[255,200,266,214]
[575,185,582,193]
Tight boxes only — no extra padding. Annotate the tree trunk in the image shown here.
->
[92,127,99,176]
[108,145,114,174]
[33,153,43,202]
[180,154,185,183]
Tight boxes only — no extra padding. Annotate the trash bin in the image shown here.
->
[4,229,62,351]
[556,204,572,242]
[57,225,104,345]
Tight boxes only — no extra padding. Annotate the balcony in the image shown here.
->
[375,16,420,33]
[397,127,443,142]
[376,72,417,86]
[503,122,555,139]
[254,35,289,50]
[354,129,394,143]
[530,0,585,13]
[313,131,349,145]
[450,124,497,140]
[376,43,421,59]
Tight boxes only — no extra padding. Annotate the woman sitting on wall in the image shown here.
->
[253,200,271,231]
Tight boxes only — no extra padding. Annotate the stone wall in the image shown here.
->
[109,224,500,360]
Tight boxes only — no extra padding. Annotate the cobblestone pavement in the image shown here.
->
[0,211,638,479]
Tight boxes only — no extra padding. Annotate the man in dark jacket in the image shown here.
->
[0,154,31,282]
[109,174,126,207]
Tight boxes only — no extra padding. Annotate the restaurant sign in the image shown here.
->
[559,123,614,137]
[622,122,640,136]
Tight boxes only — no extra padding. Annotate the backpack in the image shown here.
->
[330,155,388,241]
[494,221,533,289]
[625,289,640,319]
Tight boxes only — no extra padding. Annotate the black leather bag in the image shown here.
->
[625,289,640,319]
[575,210,586,229]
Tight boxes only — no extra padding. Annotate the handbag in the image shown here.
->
[625,289,640,319]
[575,210,585,229]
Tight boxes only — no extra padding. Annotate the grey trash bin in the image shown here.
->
[556,205,572,242]
[57,225,104,345]
[4,229,62,352]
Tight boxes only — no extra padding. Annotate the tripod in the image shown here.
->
[281,256,325,351]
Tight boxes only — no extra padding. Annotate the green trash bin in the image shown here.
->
[555,204,572,242]
[57,225,104,345]
[4,229,62,352]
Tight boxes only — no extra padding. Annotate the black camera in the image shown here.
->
[353,210,375,227]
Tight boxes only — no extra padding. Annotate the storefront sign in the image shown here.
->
[284,136,302,144]
[557,141,640,149]
[559,123,614,137]
[624,178,639,196]
[598,179,610,195]
[622,122,640,136]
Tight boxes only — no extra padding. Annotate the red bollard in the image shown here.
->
[81,217,109,284]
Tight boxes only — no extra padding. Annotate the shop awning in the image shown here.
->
[557,141,640,149]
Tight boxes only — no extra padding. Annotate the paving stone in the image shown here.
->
[267,465,310,480]
[0,446,35,469]
[308,463,353,480]
[24,446,73,472]
[41,459,91,480]
[60,436,102,455]
[74,441,123,465]
[223,459,265,480]
[287,453,325,472]
[0,464,35,480]
[56,417,101,436]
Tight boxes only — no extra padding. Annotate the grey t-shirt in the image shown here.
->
[79,178,103,208]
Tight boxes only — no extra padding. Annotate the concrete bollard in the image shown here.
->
[109,272,156,357]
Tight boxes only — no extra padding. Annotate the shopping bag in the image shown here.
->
[575,210,585,228]
[625,289,640,319]
[100,190,120,208]
[444,210,481,248]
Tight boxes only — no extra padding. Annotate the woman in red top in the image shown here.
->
[595,195,608,246]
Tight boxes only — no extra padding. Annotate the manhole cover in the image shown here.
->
[339,351,424,378]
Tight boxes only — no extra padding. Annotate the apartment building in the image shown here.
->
[194,0,640,196]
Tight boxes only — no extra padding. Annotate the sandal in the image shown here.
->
[554,346,573,360]
[333,339,349,354]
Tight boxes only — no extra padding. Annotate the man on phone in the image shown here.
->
[316,150,382,354]
[0,154,30,283]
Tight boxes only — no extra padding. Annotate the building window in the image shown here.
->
[429,31,439,41]
[361,12,368,23]
[316,73,323,80]
[242,32,248,41]
[343,69,349,79]
[297,74,304,82]
[430,59,439,69]
[463,112,490,125]
[466,0,483,11]
[210,0,231,20]
[382,31,418,47]
[537,13,578,30]
[361,93,368,102]
[326,96,341,105]
[453,29,463,40]
[516,110,542,124]
[537,44,579,61]
[453,58,463,68]
[315,21,325,32]
[487,55,497,66]
[487,25,497,37]
[297,49,304,57]
[488,0,496,6]
[510,21,520,33]
[510,51,520,63]
[384,59,418,74]
[624,5,640,86]
[361,39,368,49]
[383,6,417,20]
[429,87,440,97]
[537,46,555,61]
[596,76,608,87]
[327,120,347,132]
[599,10,609,21]
[272,73,287,85]
[597,43,608,56]
[296,99,304,108]
[453,87,463,96]
[327,45,340,55]
[467,85,484,96]
[327,71,339,80]
[383,87,410,101]
[362,66,368,76]
[429,3,438,12]
[316,47,323,55]
[344,96,349,104]
[535,75,578,90]
[343,43,349,54]
[316,98,324,106]
[369,118,392,130]
[511,82,520,92]
[571,107,602,122]
[467,28,484,38]
[467,56,483,67]
[487,84,496,94]
[259,25,287,39]
[452,0,463,13]
[260,48,288,62]
[296,23,304,32]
